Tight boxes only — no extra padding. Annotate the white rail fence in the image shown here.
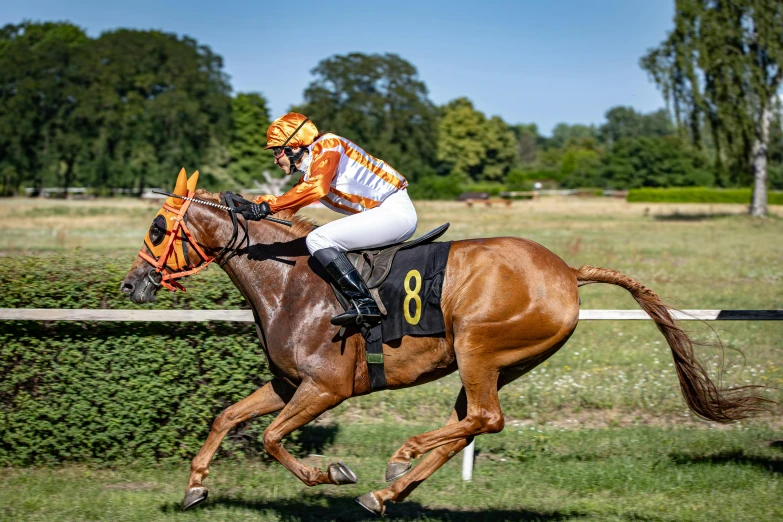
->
[1,309,781,321]
[2,307,781,481]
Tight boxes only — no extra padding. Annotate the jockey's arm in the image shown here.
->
[253,151,339,212]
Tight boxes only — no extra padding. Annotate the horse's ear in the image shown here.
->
[173,168,188,195]
[186,170,199,193]
[166,168,188,208]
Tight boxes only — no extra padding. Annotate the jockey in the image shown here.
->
[239,112,418,327]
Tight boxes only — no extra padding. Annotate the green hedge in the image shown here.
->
[406,174,465,200]
[0,255,275,466]
[627,187,783,204]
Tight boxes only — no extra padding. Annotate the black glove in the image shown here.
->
[237,201,271,221]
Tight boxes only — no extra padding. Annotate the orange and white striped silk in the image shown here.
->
[255,134,408,215]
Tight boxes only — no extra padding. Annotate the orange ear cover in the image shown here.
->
[166,168,189,208]
[186,170,199,193]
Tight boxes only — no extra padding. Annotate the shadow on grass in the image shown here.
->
[160,494,586,521]
[295,424,340,457]
[670,450,783,474]
[769,440,783,450]
[652,212,736,221]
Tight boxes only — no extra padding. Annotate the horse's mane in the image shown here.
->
[272,209,320,237]
[194,189,318,238]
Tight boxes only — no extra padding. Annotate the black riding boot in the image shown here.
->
[316,248,381,326]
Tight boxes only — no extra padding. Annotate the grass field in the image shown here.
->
[4,425,783,521]
[1,196,782,521]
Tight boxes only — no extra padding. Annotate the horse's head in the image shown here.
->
[121,168,214,303]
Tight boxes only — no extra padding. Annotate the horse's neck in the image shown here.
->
[224,255,293,320]
[189,205,320,330]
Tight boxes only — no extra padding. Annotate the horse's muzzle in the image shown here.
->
[120,268,159,304]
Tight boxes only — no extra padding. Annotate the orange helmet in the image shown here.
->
[265,112,319,150]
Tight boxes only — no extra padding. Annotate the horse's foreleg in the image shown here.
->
[262,380,355,487]
[184,378,294,509]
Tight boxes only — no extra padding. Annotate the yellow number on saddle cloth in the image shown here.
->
[403,269,422,325]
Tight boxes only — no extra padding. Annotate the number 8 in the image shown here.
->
[404,269,422,325]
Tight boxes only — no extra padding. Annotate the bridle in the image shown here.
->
[138,191,249,292]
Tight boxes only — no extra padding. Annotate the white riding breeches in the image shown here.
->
[305,189,418,254]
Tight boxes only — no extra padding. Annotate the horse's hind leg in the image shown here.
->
[385,361,503,473]
[357,389,470,515]
[359,369,525,515]
[184,377,295,509]
[261,379,356,487]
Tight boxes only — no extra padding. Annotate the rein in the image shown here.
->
[217,192,251,268]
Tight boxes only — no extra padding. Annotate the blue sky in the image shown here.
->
[2,0,675,136]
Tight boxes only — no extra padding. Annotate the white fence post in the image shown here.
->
[462,439,475,481]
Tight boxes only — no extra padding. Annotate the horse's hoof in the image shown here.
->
[182,486,208,510]
[328,461,358,484]
[385,461,411,482]
[356,492,386,516]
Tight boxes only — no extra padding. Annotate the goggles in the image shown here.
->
[272,146,291,159]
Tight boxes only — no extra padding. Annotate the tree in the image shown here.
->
[600,136,713,189]
[436,97,517,181]
[511,123,541,165]
[80,29,232,192]
[548,123,598,149]
[769,115,783,189]
[437,97,490,179]
[559,147,603,188]
[0,24,238,195]
[296,53,438,180]
[482,116,519,181]
[0,24,233,195]
[642,0,783,217]
[227,92,275,189]
[0,22,92,196]
[599,106,675,146]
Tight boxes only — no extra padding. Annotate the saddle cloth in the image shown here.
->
[337,224,451,343]
[373,241,451,342]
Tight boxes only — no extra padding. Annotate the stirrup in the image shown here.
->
[330,311,381,327]
[331,301,381,326]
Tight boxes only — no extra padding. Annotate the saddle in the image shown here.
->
[332,223,450,391]
[342,223,450,315]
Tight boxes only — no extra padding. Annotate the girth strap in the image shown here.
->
[360,323,386,390]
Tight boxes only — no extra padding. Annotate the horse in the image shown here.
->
[121,169,767,515]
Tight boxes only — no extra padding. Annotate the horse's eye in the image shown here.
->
[148,215,167,246]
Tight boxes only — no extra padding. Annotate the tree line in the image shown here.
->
[1,7,781,213]
[642,0,783,216]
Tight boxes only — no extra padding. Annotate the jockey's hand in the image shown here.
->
[237,201,271,221]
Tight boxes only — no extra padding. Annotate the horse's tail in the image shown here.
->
[572,264,770,423]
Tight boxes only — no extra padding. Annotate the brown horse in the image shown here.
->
[121,170,767,515]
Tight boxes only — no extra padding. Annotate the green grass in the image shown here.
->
[2,424,782,521]
[1,196,782,520]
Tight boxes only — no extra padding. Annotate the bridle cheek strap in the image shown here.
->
[137,192,214,292]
